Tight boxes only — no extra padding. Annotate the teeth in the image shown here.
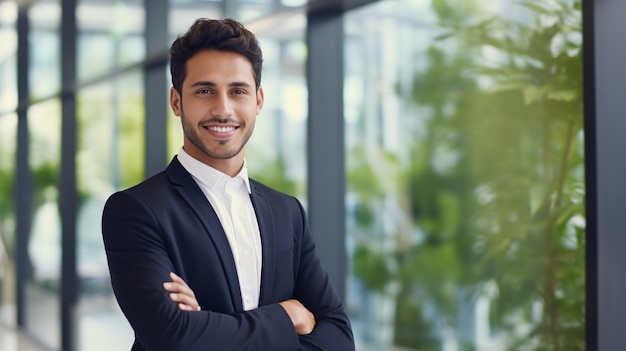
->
[208,126,235,133]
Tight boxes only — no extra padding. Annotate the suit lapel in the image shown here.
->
[165,157,243,311]
[249,181,277,305]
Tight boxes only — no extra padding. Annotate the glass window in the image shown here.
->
[168,0,297,32]
[344,0,585,350]
[247,14,308,200]
[29,1,61,100]
[0,0,17,326]
[0,0,17,114]
[75,1,146,343]
[77,0,145,81]
[0,113,17,326]
[168,1,221,42]
[26,99,62,349]
[76,70,144,350]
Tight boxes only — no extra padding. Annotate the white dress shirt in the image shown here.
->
[177,148,262,311]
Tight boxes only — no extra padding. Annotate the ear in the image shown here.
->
[170,87,182,116]
[256,86,264,115]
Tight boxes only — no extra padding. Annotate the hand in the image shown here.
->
[279,299,316,335]
[163,272,201,312]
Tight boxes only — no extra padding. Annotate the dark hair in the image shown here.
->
[170,18,263,94]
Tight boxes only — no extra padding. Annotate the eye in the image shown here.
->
[197,88,211,95]
[232,89,246,95]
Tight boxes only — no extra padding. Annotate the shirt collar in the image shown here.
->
[177,147,252,194]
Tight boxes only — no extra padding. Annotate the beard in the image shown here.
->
[180,107,254,160]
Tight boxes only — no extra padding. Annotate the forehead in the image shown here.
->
[184,49,255,85]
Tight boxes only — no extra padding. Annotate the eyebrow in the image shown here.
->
[189,81,252,88]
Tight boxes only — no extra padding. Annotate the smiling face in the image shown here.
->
[170,49,264,176]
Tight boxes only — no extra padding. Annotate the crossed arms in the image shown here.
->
[165,272,316,335]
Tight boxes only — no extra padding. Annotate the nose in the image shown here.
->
[211,92,234,117]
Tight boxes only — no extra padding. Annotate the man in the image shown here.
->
[102,18,354,350]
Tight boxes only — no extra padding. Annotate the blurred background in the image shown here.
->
[0,0,623,350]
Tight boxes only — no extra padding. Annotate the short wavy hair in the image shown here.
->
[170,18,263,94]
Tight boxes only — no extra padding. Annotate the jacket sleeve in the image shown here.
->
[102,190,299,351]
[290,198,356,351]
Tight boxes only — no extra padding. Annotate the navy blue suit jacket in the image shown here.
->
[102,157,354,350]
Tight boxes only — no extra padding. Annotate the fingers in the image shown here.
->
[169,272,190,288]
[168,292,199,311]
[279,299,316,335]
[164,273,194,295]
[163,272,201,312]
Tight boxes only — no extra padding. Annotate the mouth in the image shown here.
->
[203,123,240,138]
[207,125,237,133]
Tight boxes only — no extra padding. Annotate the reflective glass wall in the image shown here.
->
[344,0,585,350]
[75,1,146,348]
[0,114,16,325]
[0,0,17,326]
[0,0,602,349]
[25,1,62,347]
[246,14,308,201]
[26,100,62,348]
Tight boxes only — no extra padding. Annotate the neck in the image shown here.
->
[183,147,244,177]
[205,157,244,178]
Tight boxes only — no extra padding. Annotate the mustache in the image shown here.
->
[200,117,239,124]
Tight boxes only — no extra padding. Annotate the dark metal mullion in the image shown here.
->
[15,2,32,330]
[144,0,169,178]
[582,0,596,349]
[60,0,78,349]
[306,12,346,300]
[591,0,626,350]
